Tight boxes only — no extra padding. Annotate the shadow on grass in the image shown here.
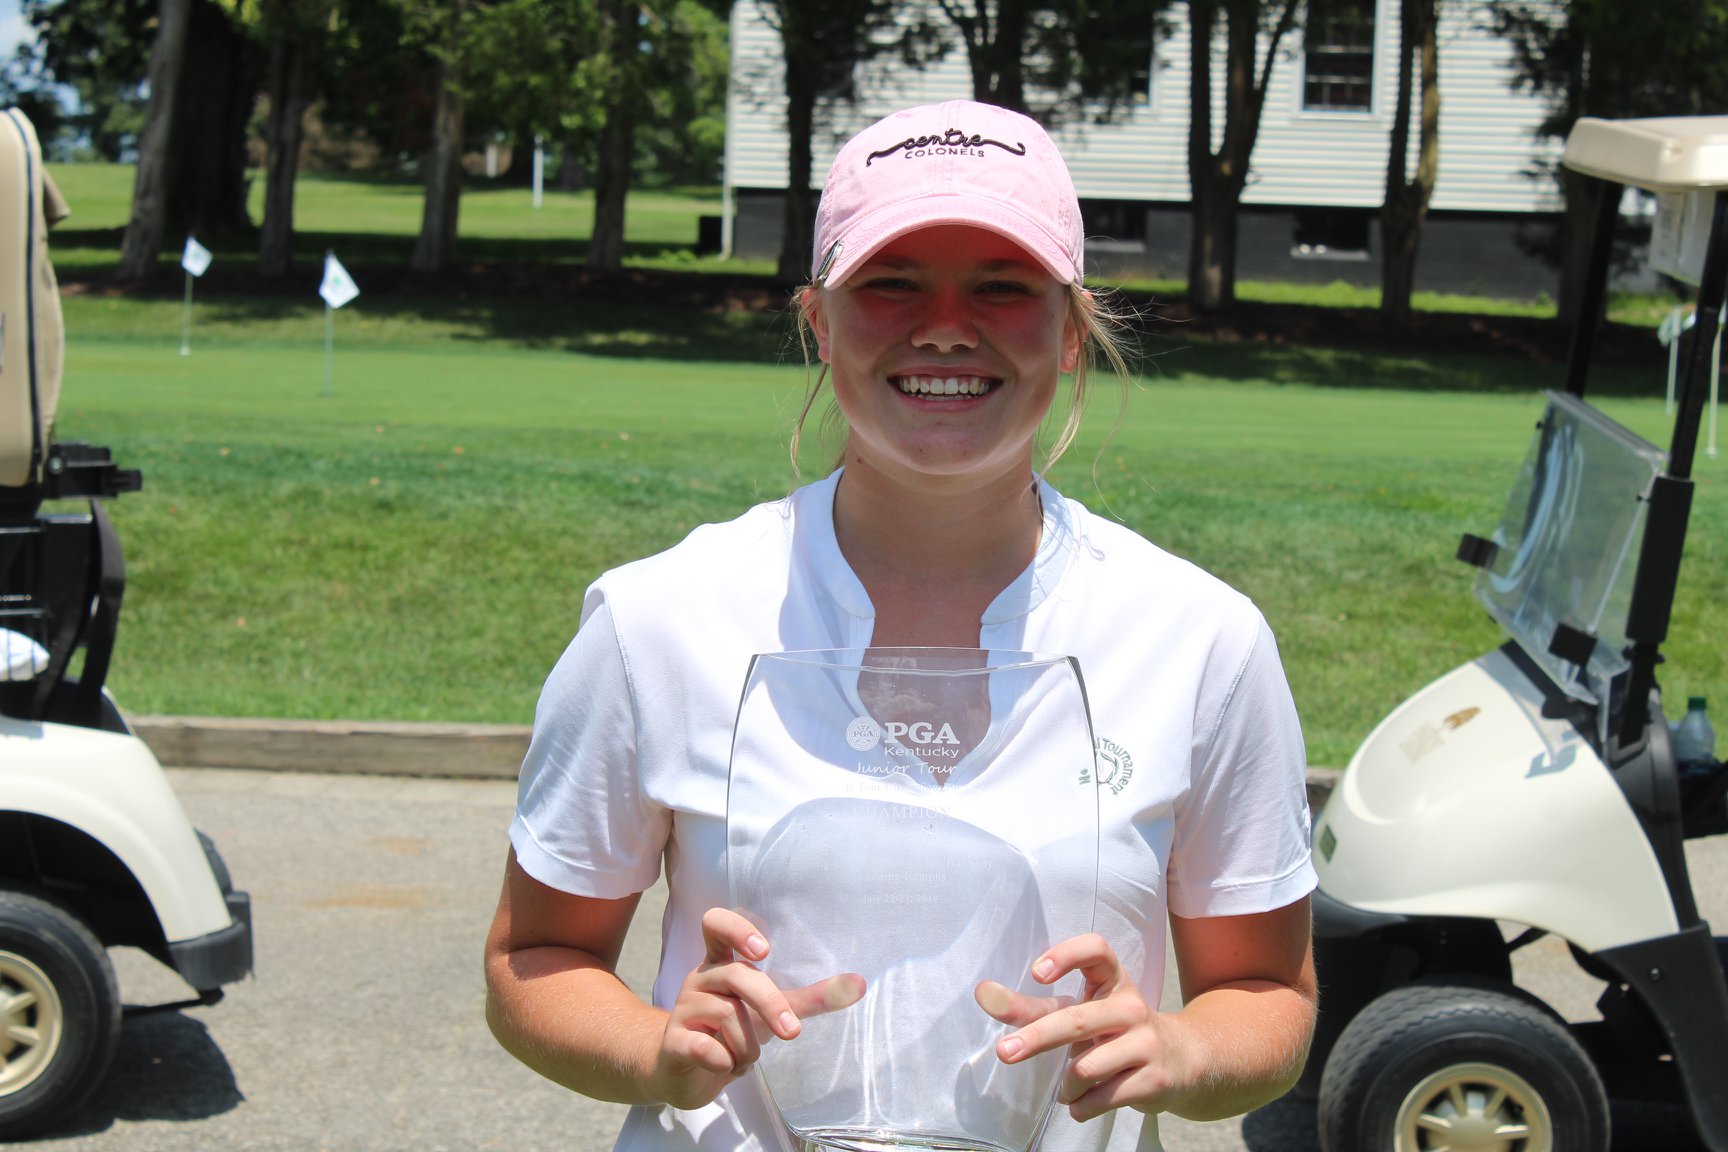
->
[50,227,1669,391]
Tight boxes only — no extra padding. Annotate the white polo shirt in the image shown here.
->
[510,469,1316,1152]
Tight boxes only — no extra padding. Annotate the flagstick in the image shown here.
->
[533,135,544,210]
[180,269,194,356]
[323,303,334,399]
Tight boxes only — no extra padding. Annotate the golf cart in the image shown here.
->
[0,108,252,1138]
[1303,116,1728,1151]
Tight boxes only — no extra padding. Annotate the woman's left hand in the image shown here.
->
[976,933,1193,1122]
[977,901,1316,1125]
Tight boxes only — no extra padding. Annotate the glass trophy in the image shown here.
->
[727,648,1099,1152]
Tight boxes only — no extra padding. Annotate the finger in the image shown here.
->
[663,1017,746,1078]
[702,994,761,1072]
[1066,1067,1171,1123]
[690,962,804,1041]
[1029,933,1126,995]
[974,980,1065,1027]
[784,973,867,1020]
[701,907,769,966]
[997,992,1149,1065]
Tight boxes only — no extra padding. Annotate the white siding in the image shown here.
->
[726,0,1561,214]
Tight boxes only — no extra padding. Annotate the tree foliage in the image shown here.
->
[1488,0,1728,317]
[927,0,1165,125]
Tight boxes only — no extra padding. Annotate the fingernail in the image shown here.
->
[999,1036,1023,1060]
[746,934,768,957]
[779,1011,799,1036]
[1032,959,1055,981]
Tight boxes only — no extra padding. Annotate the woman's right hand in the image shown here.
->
[652,907,866,1110]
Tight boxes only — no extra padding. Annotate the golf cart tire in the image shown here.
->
[1316,980,1608,1152]
[0,889,121,1140]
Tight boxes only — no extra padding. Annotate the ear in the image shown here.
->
[803,287,832,364]
[1059,292,1087,374]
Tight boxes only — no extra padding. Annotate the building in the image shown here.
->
[722,1,1573,298]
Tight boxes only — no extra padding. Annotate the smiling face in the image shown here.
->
[806,225,1080,491]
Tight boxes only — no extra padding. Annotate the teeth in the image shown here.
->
[895,375,993,397]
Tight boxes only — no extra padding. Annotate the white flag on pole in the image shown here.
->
[319,253,360,309]
[181,236,213,277]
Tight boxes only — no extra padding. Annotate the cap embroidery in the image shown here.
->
[865,127,1028,166]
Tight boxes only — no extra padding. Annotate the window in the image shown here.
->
[1303,0,1376,112]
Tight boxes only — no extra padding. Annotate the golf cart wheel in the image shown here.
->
[0,890,120,1140]
[1316,981,1608,1152]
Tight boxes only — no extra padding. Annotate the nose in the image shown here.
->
[911,286,979,353]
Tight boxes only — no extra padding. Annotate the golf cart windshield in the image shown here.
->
[1476,392,1666,708]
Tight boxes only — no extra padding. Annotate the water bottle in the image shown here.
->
[1672,696,1717,771]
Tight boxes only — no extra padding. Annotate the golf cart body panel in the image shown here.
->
[0,714,236,945]
[1318,648,1677,953]
[1310,116,1728,1151]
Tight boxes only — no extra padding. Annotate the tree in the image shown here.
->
[755,0,911,281]
[406,0,475,273]
[1185,0,1300,312]
[257,0,338,276]
[1379,0,1439,324]
[27,0,259,249]
[928,0,1162,124]
[1489,0,1728,322]
[588,0,646,271]
[170,0,262,239]
[117,0,193,279]
[19,0,154,162]
[935,0,1032,112]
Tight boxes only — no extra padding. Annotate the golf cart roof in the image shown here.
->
[1563,116,1728,192]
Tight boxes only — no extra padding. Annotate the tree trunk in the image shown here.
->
[411,58,465,273]
[118,0,193,281]
[1184,0,1297,312]
[1380,0,1439,325]
[167,0,260,239]
[588,0,642,272]
[941,0,1031,113]
[778,51,818,282]
[258,27,311,277]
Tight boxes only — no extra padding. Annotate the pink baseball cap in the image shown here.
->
[812,100,1084,288]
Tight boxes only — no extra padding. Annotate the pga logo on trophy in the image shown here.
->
[727,648,1100,1152]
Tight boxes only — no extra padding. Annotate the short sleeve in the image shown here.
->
[509,592,671,898]
[1166,615,1317,919]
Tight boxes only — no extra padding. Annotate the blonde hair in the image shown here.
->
[789,281,1136,477]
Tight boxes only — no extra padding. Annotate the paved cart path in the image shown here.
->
[22,768,1718,1151]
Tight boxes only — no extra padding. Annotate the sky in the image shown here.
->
[1,0,31,68]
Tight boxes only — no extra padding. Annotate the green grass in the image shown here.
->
[42,163,731,271]
[47,295,1727,767]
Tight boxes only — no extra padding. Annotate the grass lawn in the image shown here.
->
[51,294,1726,768]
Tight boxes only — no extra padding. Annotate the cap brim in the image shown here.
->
[820,195,1080,287]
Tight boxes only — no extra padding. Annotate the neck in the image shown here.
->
[831,454,1044,647]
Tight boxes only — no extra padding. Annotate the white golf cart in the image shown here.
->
[0,108,253,1139]
[1303,117,1728,1152]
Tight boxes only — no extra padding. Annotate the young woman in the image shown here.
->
[485,100,1317,1152]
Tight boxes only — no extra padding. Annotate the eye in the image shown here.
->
[861,275,918,292]
[980,279,1034,296]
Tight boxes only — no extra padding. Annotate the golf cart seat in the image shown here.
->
[0,107,140,731]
